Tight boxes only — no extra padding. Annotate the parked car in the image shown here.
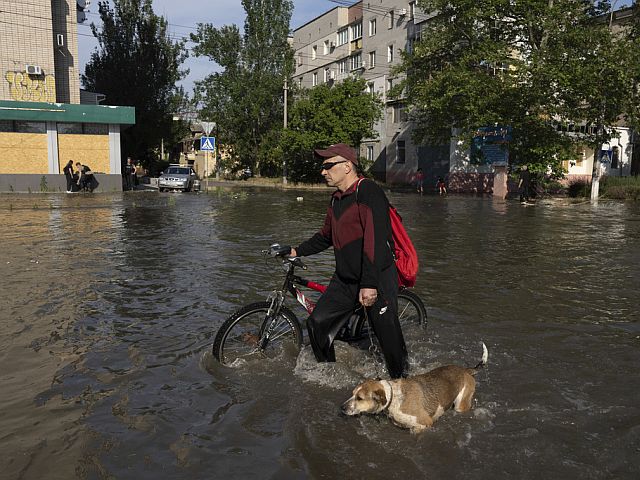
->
[158,165,199,192]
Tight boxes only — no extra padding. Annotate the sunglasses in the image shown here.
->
[321,160,347,171]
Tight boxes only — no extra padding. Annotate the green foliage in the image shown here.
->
[82,0,188,170]
[397,0,638,176]
[191,0,294,175]
[280,77,384,182]
[601,175,640,200]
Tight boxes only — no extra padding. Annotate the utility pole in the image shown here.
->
[283,78,288,185]
[591,1,621,202]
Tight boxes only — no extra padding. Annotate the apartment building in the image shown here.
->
[0,0,135,192]
[292,2,639,190]
[292,1,447,184]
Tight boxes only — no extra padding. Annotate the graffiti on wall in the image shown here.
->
[5,71,56,102]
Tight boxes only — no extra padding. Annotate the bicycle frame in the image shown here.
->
[280,259,326,315]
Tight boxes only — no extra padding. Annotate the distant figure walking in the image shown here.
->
[518,165,531,204]
[436,177,447,196]
[415,168,425,195]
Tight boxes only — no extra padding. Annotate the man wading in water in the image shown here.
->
[288,143,409,379]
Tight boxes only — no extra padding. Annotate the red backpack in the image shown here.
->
[356,178,419,288]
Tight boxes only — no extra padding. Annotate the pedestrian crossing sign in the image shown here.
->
[201,136,216,151]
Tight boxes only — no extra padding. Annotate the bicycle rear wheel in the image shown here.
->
[351,289,427,338]
[213,302,303,366]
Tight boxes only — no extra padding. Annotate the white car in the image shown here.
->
[158,166,199,192]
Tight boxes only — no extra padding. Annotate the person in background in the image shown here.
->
[123,157,136,191]
[518,165,531,204]
[415,168,425,195]
[437,177,447,196]
[63,160,76,193]
[76,162,98,192]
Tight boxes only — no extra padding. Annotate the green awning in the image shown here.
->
[0,100,135,125]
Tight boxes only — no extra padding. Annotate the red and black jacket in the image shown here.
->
[296,178,394,289]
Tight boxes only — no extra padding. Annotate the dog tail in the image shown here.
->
[470,342,488,374]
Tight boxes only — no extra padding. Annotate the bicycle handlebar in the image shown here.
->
[265,243,306,270]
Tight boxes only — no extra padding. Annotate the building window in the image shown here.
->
[351,22,362,41]
[369,18,376,36]
[15,121,46,133]
[612,146,620,168]
[367,82,375,94]
[368,51,376,68]
[388,45,394,63]
[337,28,348,46]
[84,123,108,135]
[409,2,416,20]
[312,45,317,60]
[350,53,362,70]
[367,145,374,161]
[324,68,331,82]
[324,40,330,55]
[338,59,348,74]
[312,72,318,86]
[387,78,393,92]
[397,140,406,164]
[388,10,394,28]
[298,77,303,88]
[393,104,408,123]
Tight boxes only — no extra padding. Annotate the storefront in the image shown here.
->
[0,100,135,192]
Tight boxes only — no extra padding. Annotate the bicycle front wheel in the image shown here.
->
[213,302,303,366]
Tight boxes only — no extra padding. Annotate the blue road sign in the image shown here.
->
[201,136,216,151]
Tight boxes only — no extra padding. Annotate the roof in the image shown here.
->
[0,100,135,124]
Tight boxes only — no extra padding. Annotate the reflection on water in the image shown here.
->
[0,191,639,479]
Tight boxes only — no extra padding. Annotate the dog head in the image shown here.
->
[341,380,390,416]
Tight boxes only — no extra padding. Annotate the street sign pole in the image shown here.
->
[201,122,216,186]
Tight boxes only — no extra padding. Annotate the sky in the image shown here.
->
[77,0,340,94]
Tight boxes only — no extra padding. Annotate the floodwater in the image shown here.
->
[0,188,638,480]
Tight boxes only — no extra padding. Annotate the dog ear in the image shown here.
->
[372,386,387,406]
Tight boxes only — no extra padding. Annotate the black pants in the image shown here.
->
[520,185,530,202]
[307,267,409,379]
[65,173,74,192]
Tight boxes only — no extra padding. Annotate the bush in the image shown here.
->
[601,176,640,200]
[567,179,591,197]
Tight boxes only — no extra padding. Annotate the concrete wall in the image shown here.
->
[0,174,122,193]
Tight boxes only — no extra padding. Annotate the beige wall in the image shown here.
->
[0,132,49,173]
[58,134,111,174]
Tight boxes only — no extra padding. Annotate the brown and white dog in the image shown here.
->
[341,343,488,433]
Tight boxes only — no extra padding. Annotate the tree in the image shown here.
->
[191,0,294,175]
[396,0,637,177]
[83,0,188,169]
[281,77,384,183]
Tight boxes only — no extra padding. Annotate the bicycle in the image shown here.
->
[212,244,427,366]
